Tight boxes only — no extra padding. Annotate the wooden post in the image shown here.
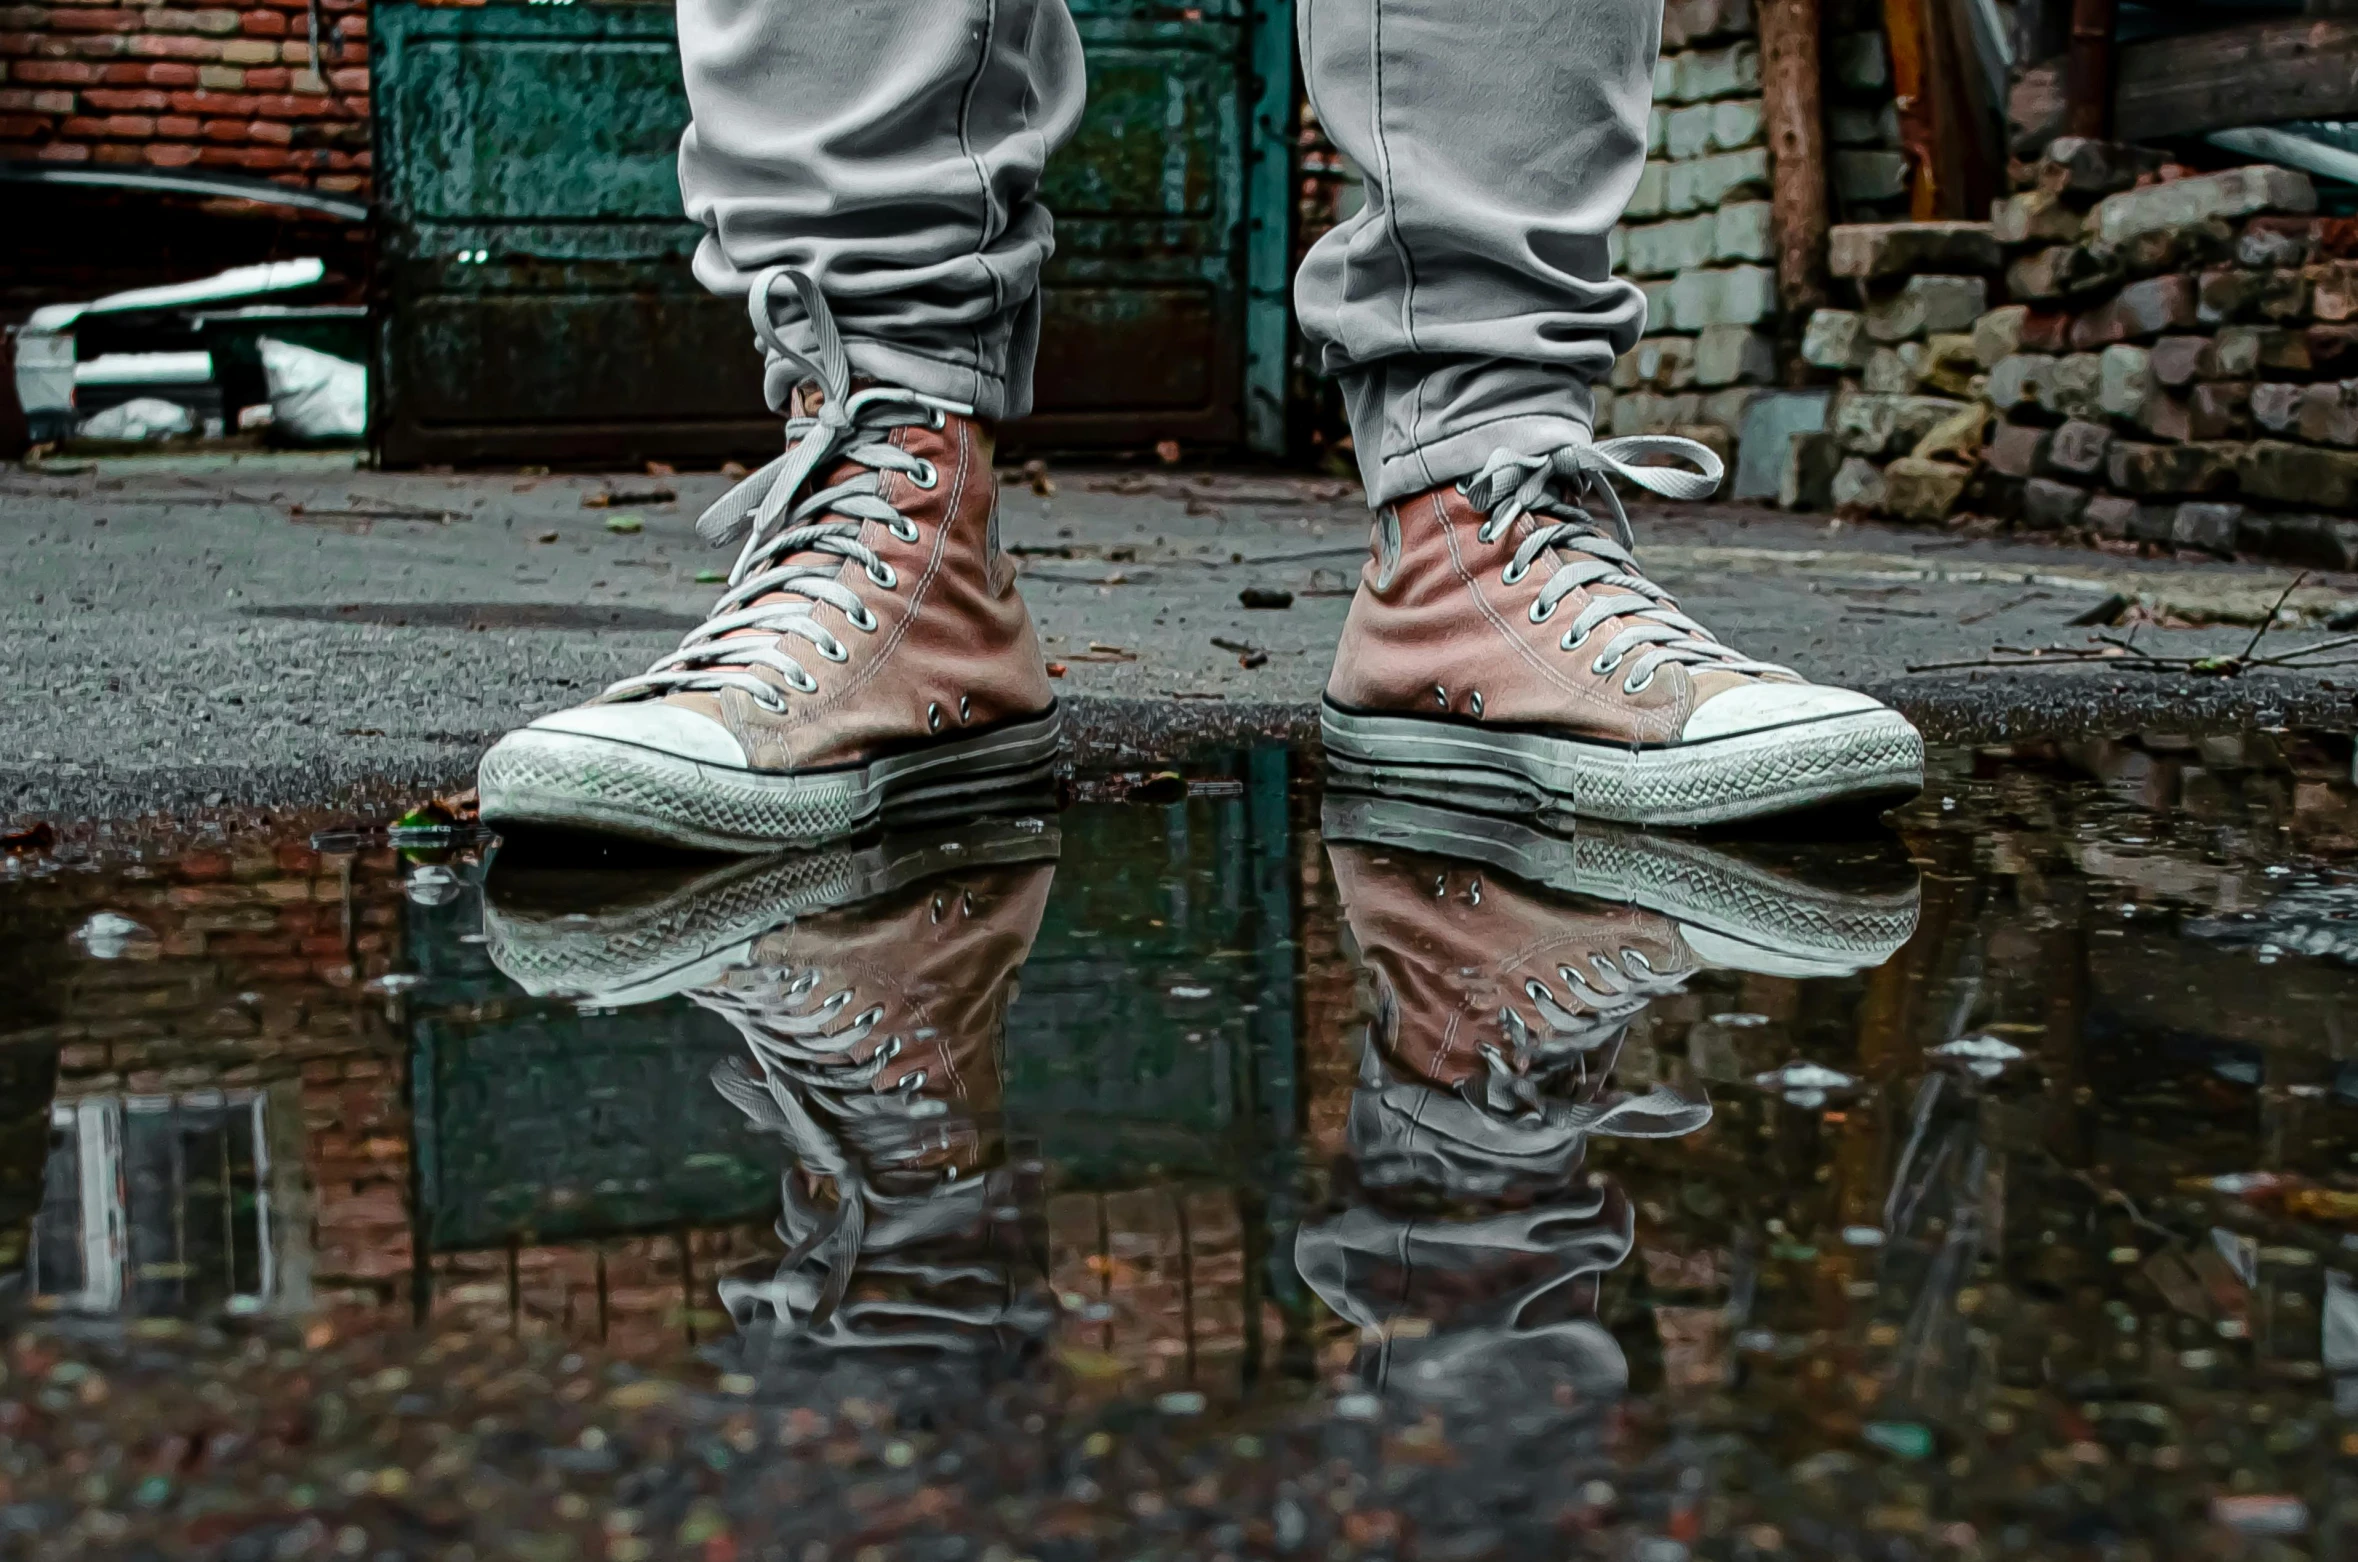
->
[2063,0,2118,138]
[1883,0,1943,219]
[1758,0,1830,321]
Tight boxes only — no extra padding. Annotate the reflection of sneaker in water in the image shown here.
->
[1322,790,1919,979]
[481,811,1059,1007]
[1325,833,1714,1198]
[682,851,1057,1355]
[1305,818,1714,1414]
[477,271,1060,852]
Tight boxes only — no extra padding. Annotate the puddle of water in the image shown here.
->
[5,731,2358,1554]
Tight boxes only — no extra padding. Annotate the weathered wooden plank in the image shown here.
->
[1757,0,1829,316]
[2113,18,2358,142]
[1882,0,1942,217]
[2063,0,2118,138]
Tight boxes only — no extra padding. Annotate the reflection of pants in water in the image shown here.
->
[1301,838,1713,1406]
[673,0,1655,501]
[696,863,1057,1355]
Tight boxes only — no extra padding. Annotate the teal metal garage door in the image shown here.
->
[369,0,1294,466]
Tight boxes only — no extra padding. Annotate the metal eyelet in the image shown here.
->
[855,1006,885,1029]
[1592,652,1622,676]
[1524,978,1551,1004]
[1560,624,1591,652]
[1624,669,1654,695]
[927,702,943,732]
[1501,561,1527,586]
[928,407,947,430]
[867,561,898,589]
[847,603,878,632]
[1432,683,1448,708]
[1528,598,1556,624]
[820,637,850,663]
[911,458,939,489]
[1469,690,1484,718]
[958,694,972,723]
[784,667,819,693]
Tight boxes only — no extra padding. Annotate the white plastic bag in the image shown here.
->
[77,397,195,441]
[260,336,366,441]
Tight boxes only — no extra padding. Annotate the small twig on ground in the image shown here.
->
[1959,590,2048,626]
[2241,572,2308,662]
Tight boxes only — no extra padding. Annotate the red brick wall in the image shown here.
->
[0,0,370,194]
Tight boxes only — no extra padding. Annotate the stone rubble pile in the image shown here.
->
[1779,138,2358,566]
[1791,221,2006,521]
[1967,141,2358,567]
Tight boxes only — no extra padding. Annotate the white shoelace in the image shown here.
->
[1461,435,1795,695]
[599,266,974,712]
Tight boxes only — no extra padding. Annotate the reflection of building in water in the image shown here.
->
[32,1091,277,1314]
[8,731,2358,1458]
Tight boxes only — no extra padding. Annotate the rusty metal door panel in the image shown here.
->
[371,0,1292,466]
[1023,13,1245,445]
[383,29,686,220]
[371,3,772,465]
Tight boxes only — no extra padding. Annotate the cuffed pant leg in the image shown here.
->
[1293,0,1656,504]
[676,0,1087,419]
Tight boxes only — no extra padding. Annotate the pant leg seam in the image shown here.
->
[1365,0,1419,365]
[953,0,1006,409]
[1363,0,1432,472]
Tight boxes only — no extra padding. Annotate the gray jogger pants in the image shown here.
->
[675,0,1655,502]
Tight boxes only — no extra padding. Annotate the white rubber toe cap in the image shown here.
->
[1681,681,1888,743]
[524,702,748,766]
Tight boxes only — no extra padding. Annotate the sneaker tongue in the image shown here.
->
[652,688,732,726]
[1687,668,1760,706]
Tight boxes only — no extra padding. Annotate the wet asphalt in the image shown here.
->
[5,454,2358,822]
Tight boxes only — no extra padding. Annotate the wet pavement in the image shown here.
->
[6,732,2358,1556]
[14,458,2358,820]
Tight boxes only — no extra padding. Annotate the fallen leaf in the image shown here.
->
[2285,1188,2358,1223]
[606,1380,679,1410]
[1155,439,1182,464]
[1057,1347,1128,1380]
[1045,661,1067,678]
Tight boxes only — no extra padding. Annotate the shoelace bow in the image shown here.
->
[600,265,973,712]
[1460,435,1795,695]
